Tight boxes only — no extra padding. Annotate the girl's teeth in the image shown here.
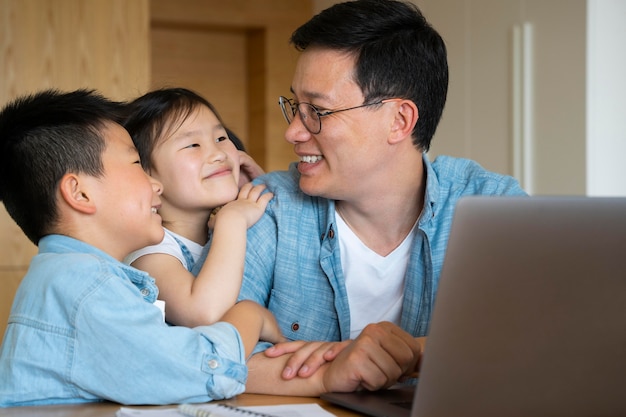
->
[151,207,158,214]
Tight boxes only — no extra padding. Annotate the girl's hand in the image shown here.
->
[238,151,265,186]
[214,182,273,229]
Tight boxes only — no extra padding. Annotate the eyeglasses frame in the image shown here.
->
[278,96,402,134]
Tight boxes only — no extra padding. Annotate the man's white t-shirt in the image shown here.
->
[335,211,417,339]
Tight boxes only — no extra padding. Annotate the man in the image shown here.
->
[201,0,526,395]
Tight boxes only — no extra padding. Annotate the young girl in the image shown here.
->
[123,87,273,328]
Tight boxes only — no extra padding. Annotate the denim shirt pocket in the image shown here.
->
[268,288,340,341]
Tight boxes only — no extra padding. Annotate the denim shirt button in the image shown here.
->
[140,288,150,296]
[207,359,219,369]
[291,322,300,332]
[328,229,335,239]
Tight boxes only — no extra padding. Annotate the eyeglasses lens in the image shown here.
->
[300,104,320,133]
[278,97,321,134]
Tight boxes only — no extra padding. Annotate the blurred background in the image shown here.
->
[1,0,625,341]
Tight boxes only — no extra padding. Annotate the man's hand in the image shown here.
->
[245,322,424,396]
[321,322,423,392]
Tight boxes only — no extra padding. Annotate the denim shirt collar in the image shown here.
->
[321,153,441,238]
[419,153,441,229]
[38,234,158,303]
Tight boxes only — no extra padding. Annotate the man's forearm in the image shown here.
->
[245,324,425,396]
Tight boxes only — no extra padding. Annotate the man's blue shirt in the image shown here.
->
[0,234,247,407]
[235,155,526,342]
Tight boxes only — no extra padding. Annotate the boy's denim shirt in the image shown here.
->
[0,235,247,407]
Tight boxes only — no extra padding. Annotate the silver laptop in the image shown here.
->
[322,196,626,417]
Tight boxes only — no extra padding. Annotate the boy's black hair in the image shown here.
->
[0,89,126,244]
[290,0,448,152]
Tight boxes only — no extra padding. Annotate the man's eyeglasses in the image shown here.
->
[278,96,401,134]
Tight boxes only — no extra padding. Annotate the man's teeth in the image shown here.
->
[300,155,323,163]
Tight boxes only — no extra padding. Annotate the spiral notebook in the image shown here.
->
[179,403,334,417]
[117,402,335,417]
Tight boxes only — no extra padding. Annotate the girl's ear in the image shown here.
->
[388,100,419,145]
[58,173,97,214]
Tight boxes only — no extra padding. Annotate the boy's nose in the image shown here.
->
[149,175,163,195]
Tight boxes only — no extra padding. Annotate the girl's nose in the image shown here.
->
[209,147,227,163]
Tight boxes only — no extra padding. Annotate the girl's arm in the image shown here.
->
[132,183,272,328]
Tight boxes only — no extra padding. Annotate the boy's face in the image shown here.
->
[93,122,164,259]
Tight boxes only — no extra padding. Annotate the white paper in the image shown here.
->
[117,402,336,417]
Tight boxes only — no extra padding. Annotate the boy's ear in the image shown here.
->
[58,173,97,214]
[388,100,419,145]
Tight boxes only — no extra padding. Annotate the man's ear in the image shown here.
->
[58,173,97,214]
[389,100,419,145]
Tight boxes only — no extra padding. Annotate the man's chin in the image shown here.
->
[299,179,331,199]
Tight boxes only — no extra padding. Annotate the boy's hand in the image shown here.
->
[264,340,351,379]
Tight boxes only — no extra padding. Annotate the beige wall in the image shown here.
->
[418,0,587,195]
[149,0,311,171]
[0,0,312,343]
[0,0,151,344]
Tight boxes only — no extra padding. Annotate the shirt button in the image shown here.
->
[208,359,219,369]
[291,322,300,332]
[328,229,335,239]
[140,288,150,296]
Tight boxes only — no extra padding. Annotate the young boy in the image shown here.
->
[0,89,282,407]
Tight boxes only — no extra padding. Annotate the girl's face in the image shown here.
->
[150,105,240,215]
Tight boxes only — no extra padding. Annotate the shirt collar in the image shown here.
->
[38,234,158,299]
[419,153,440,226]
[321,153,440,235]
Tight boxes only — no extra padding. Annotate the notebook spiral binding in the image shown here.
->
[178,403,277,417]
